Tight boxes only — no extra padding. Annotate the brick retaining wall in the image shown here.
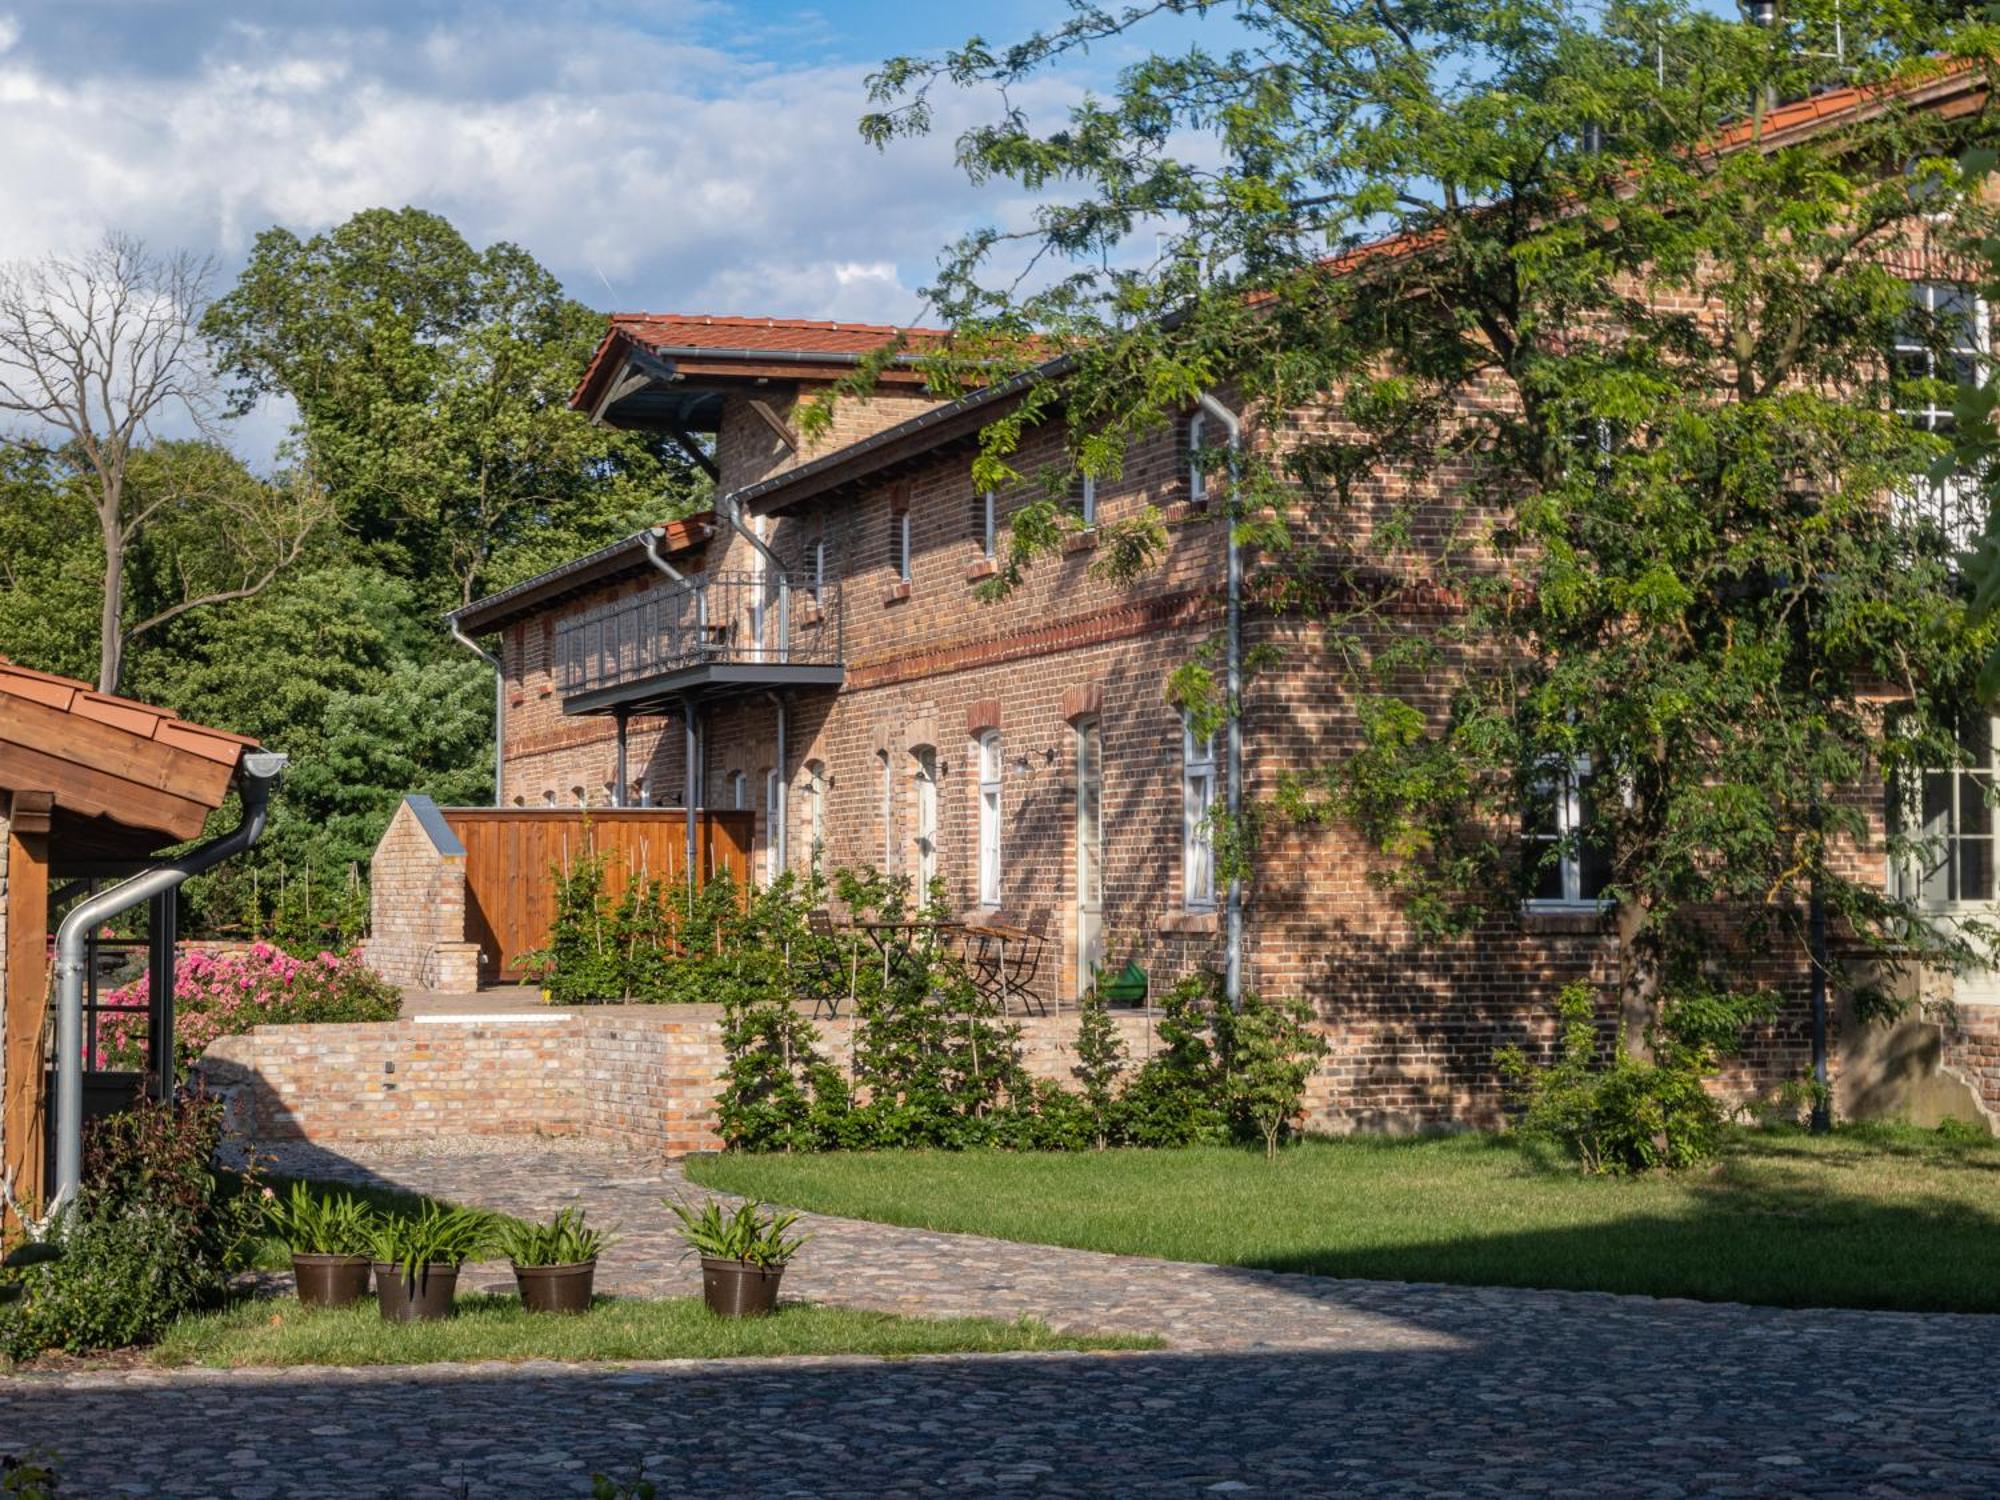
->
[198,1008,1190,1157]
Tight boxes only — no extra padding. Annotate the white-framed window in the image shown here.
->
[1523,756,1612,908]
[1894,716,1999,908]
[762,768,781,885]
[911,744,938,892]
[1187,411,1208,506]
[1893,281,1988,551]
[894,510,912,583]
[877,749,895,872]
[1182,716,1217,910]
[1079,472,1098,529]
[981,490,997,559]
[976,730,1003,907]
[803,759,827,875]
[573,785,588,808]
[543,789,557,808]
[728,770,748,810]
[813,535,827,601]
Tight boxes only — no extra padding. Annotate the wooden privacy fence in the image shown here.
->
[439,809,754,983]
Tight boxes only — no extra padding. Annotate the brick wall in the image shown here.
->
[199,1008,1175,1157]
[366,798,480,992]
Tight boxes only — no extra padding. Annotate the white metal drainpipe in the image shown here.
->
[450,621,504,807]
[1197,390,1245,1010]
[769,691,788,874]
[53,752,288,1206]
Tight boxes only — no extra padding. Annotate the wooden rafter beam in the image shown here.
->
[665,420,721,481]
[747,397,801,453]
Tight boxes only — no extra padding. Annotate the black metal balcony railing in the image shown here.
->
[556,570,842,700]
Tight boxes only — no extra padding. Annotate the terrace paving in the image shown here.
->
[5,1138,1997,1498]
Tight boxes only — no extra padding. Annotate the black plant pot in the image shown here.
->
[699,1257,784,1317]
[514,1260,596,1314]
[293,1253,371,1310]
[373,1262,460,1322]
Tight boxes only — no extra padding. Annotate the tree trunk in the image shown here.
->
[97,520,125,695]
[1614,896,1658,1060]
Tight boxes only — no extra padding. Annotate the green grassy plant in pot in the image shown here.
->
[368,1204,493,1322]
[667,1197,808,1318]
[263,1184,377,1309]
[496,1208,609,1314]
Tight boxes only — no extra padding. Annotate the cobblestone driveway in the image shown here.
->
[5,1140,1998,1498]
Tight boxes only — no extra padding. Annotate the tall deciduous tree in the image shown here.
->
[203,207,701,609]
[0,233,323,691]
[866,1,2000,1075]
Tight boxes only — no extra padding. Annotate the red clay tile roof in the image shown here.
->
[0,658,258,769]
[572,314,951,412]
[607,314,949,356]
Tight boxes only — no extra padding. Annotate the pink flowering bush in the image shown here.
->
[96,942,400,1073]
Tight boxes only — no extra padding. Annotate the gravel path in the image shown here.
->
[5,1139,1999,1498]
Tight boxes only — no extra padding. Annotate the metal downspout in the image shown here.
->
[450,622,504,807]
[52,751,288,1206]
[768,692,788,875]
[682,698,699,908]
[639,526,686,583]
[1197,391,1245,1010]
[721,493,789,662]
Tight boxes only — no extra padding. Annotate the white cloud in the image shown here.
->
[0,4,1111,464]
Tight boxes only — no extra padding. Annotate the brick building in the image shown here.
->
[430,75,2000,1130]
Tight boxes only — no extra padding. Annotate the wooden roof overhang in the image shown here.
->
[0,661,256,871]
[579,338,939,436]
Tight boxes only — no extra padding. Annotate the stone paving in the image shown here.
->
[5,1138,2000,1497]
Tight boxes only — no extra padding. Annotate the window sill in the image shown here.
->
[1063,528,1099,554]
[965,557,1000,582]
[1520,902,1614,936]
[883,581,912,605]
[1163,500,1214,525]
[1157,910,1220,936]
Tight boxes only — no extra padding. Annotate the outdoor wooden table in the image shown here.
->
[853,919,964,986]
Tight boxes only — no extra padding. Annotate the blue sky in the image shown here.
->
[0,0,1140,321]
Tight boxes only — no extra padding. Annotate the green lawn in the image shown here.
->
[155,1294,1156,1368]
[685,1124,2000,1313]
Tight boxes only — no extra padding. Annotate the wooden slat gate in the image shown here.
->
[439,809,755,984]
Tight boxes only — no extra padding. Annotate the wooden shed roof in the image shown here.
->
[0,658,258,864]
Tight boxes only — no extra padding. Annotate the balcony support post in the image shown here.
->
[614,706,630,808]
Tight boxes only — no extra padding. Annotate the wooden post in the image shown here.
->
[3,791,53,1232]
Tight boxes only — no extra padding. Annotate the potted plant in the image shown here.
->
[263,1182,377,1309]
[368,1203,493,1322]
[496,1208,609,1315]
[666,1197,808,1318]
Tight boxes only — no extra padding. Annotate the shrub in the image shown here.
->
[1219,993,1331,1159]
[1496,980,1777,1174]
[1119,976,1233,1147]
[1071,988,1127,1150]
[0,1092,259,1361]
[97,943,400,1074]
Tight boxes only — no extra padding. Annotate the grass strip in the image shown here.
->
[154,1293,1157,1368]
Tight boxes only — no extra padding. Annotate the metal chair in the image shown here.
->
[802,908,851,1019]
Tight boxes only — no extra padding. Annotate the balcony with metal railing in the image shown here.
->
[555,569,843,712]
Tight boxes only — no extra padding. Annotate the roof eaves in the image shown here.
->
[449,512,715,634]
[731,354,1074,513]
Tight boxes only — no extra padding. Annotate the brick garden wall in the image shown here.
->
[198,1009,1180,1157]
